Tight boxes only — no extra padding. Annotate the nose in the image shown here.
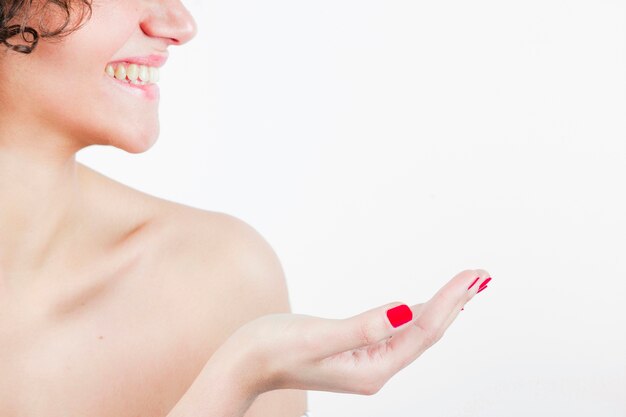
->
[140,0,198,45]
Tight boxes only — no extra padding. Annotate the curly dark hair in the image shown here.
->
[1,0,92,54]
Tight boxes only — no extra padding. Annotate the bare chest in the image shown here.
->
[0,256,221,417]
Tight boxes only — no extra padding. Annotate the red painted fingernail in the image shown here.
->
[467,277,480,290]
[477,285,488,294]
[386,304,413,328]
[478,277,492,291]
[461,307,464,311]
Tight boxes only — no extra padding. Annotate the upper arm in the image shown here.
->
[192,211,309,417]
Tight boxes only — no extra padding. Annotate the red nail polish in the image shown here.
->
[467,277,480,290]
[478,277,492,291]
[461,307,464,311]
[386,304,413,328]
[477,285,488,294]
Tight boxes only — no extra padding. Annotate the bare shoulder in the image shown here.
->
[79,164,307,415]
[80,163,292,330]
[153,201,308,417]
[145,198,293,336]
[161,202,290,300]
[168,204,287,289]
[151,201,308,417]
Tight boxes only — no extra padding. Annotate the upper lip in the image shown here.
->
[107,54,168,68]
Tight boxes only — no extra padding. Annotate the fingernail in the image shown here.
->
[467,277,480,290]
[477,285,488,294]
[386,304,413,328]
[461,307,464,311]
[478,277,492,291]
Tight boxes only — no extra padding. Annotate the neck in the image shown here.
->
[0,125,86,290]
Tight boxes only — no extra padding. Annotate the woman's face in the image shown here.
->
[0,0,197,153]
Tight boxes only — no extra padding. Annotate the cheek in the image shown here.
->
[26,8,159,150]
[24,44,160,152]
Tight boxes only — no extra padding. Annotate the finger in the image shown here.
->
[316,269,484,358]
[442,269,491,329]
[314,301,425,358]
[417,269,492,345]
[386,270,488,370]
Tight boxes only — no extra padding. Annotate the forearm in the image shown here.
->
[166,347,260,417]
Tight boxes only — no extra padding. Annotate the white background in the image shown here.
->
[78,1,626,415]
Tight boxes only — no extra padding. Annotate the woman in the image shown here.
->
[0,1,492,416]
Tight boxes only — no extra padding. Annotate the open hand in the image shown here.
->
[222,269,492,397]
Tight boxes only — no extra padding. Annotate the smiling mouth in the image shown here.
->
[105,62,160,100]
[105,62,159,85]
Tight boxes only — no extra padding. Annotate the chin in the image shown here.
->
[101,125,160,154]
[120,133,159,154]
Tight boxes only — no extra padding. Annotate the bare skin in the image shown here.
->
[165,269,492,417]
[0,0,493,413]
[0,163,308,417]
[0,0,305,415]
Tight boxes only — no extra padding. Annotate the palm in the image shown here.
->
[230,269,490,396]
[317,303,427,382]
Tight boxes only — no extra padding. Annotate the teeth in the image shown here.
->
[138,65,149,82]
[114,64,126,81]
[104,62,160,85]
[149,66,159,83]
[126,64,139,81]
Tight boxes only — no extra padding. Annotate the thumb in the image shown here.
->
[317,302,418,358]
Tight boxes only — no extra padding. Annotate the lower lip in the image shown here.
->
[106,74,159,100]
